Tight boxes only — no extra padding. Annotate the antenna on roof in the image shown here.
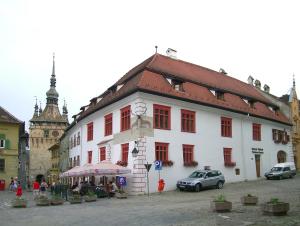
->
[155,45,158,53]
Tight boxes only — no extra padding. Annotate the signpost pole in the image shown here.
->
[147,166,150,197]
[144,162,152,198]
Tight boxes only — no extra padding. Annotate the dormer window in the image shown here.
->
[108,85,117,93]
[269,106,279,114]
[215,91,224,100]
[117,84,124,91]
[242,98,255,108]
[171,79,184,92]
[248,100,255,108]
[210,89,224,100]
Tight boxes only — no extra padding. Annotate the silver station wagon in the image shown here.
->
[177,170,225,192]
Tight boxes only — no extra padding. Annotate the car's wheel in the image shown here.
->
[216,181,224,189]
[195,183,201,192]
[266,177,270,180]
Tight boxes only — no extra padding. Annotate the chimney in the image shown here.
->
[254,80,261,89]
[166,48,177,59]
[219,68,227,75]
[247,76,254,85]
[263,84,270,93]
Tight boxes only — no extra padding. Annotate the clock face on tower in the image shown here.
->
[52,130,59,137]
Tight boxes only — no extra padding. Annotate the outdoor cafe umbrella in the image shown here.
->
[93,160,131,175]
[60,161,131,177]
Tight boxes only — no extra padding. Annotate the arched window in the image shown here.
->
[277,151,286,163]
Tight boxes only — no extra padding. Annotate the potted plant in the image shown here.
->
[35,195,50,206]
[84,191,97,202]
[211,194,232,212]
[115,189,128,199]
[241,194,258,205]
[162,160,174,167]
[262,198,289,216]
[50,194,64,205]
[69,192,82,204]
[11,197,27,208]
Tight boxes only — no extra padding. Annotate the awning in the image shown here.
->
[60,161,131,177]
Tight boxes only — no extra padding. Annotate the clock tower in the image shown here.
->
[29,54,69,183]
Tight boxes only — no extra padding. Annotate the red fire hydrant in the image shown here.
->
[158,179,165,192]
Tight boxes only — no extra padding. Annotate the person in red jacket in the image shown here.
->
[16,182,22,197]
[33,180,40,198]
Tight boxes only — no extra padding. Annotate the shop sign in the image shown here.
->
[252,148,263,153]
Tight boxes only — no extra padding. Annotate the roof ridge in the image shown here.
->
[155,54,256,89]
[0,106,23,123]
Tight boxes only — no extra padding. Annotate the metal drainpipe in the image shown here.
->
[240,116,248,180]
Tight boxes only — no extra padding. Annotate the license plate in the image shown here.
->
[179,185,185,188]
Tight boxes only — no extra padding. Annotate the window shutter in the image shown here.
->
[5,139,10,149]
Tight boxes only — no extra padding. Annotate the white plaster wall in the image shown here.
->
[139,93,293,193]
[65,91,292,194]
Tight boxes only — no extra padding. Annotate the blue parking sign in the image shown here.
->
[154,160,162,170]
[117,176,127,186]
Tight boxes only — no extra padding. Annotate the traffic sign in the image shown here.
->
[154,160,162,170]
[144,163,152,172]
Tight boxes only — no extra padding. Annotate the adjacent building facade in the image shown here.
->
[65,51,293,194]
[29,55,69,183]
[254,77,300,169]
[0,106,28,189]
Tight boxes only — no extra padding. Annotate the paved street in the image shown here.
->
[0,175,300,226]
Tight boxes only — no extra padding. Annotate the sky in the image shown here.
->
[0,0,299,130]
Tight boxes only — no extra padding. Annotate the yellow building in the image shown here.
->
[48,143,60,184]
[0,106,24,189]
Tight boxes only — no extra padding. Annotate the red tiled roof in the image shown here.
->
[73,54,291,126]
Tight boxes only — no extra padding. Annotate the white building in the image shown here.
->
[66,51,293,194]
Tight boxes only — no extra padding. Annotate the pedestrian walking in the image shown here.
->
[40,179,48,196]
[33,180,40,198]
[16,182,22,198]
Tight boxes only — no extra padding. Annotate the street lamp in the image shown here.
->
[131,141,139,158]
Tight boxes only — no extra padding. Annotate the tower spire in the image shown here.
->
[52,52,55,76]
[50,53,56,88]
[293,74,295,89]
[33,97,39,117]
[39,101,43,115]
[46,53,59,105]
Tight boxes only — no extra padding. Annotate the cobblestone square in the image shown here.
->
[0,175,300,226]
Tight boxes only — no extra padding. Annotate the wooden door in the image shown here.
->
[255,154,261,177]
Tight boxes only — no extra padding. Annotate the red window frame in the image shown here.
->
[181,109,196,133]
[223,148,232,164]
[88,151,93,164]
[153,104,171,130]
[221,117,232,137]
[183,144,194,164]
[121,143,129,163]
[87,122,94,141]
[253,123,261,141]
[155,142,169,161]
[120,106,131,132]
[104,113,113,136]
[99,147,106,162]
